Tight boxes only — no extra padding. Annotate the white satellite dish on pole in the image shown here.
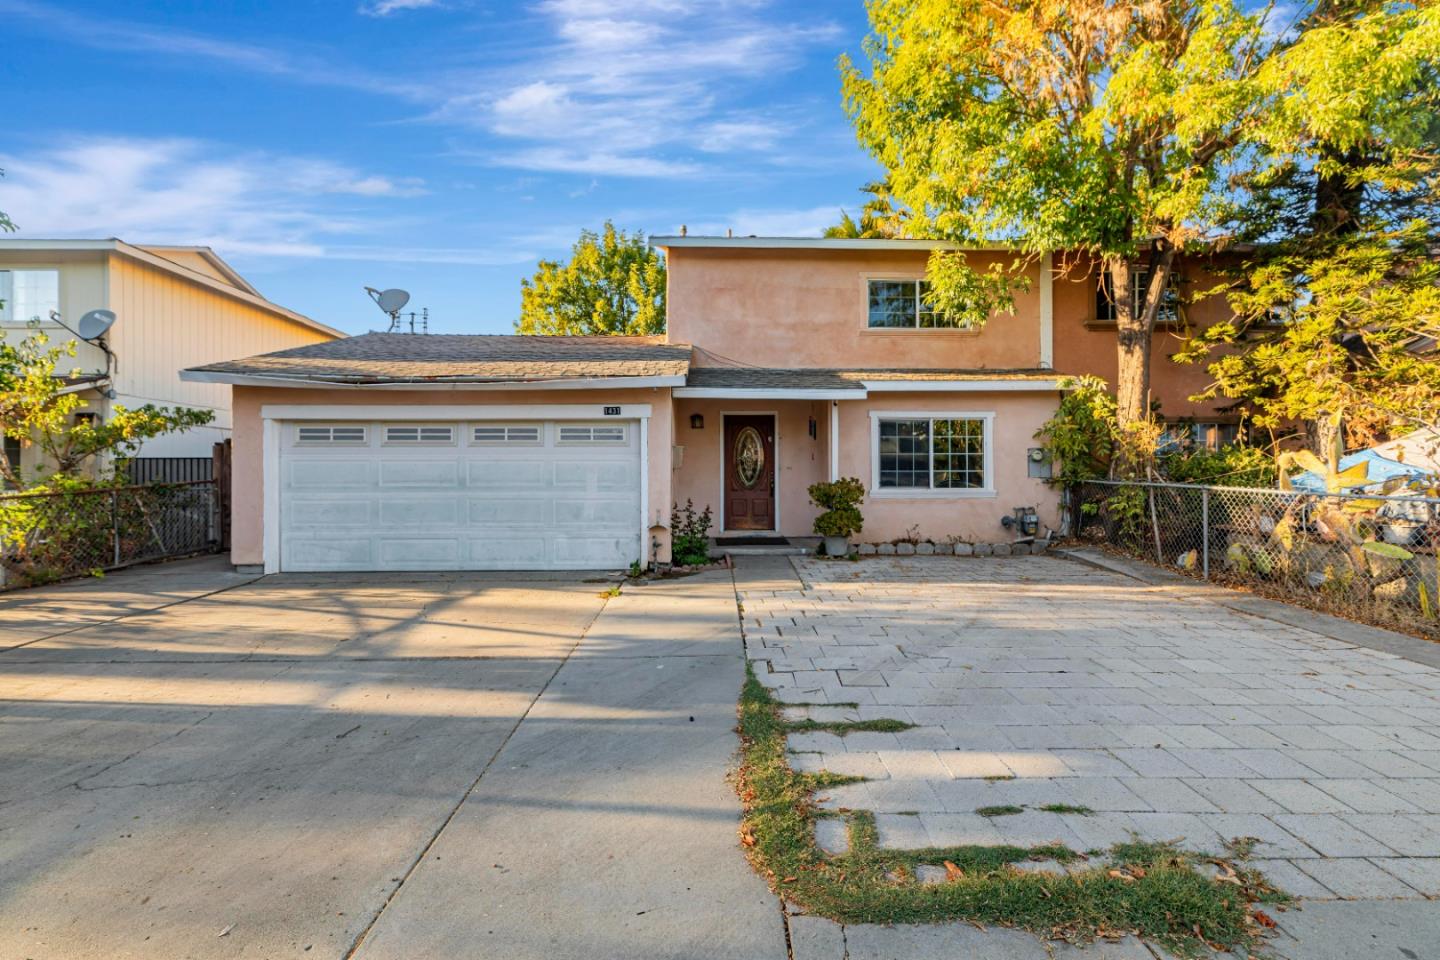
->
[76,309,117,341]
[376,288,410,314]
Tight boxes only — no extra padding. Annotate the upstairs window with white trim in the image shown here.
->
[472,424,542,444]
[1096,267,1181,323]
[0,270,60,325]
[296,425,367,444]
[558,424,627,444]
[384,424,456,444]
[868,279,940,328]
[875,416,990,492]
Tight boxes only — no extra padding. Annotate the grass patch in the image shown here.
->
[983,774,1016,782]
[784,717,915,737]
[1038,804,1095,816]
[736,664,1287,955]
[975,805,1026,817]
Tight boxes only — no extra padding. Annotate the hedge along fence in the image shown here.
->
[0,481,220,589]
[1072,479,1440,639]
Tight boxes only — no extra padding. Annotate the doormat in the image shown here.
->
[714,536,790,546]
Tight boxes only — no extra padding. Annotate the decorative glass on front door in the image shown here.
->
[735,426,764,488]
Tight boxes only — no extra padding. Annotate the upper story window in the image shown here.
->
[0,270,60,325]
[869,278,980,330]
[1096,267,1180,324]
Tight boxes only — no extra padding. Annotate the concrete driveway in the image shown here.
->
[0,558,783,960]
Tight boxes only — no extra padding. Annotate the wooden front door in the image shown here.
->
[723,415,776,531]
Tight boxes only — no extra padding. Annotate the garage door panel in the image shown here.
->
[379,498,460,527]
[288,460,373,488]
[466,499,550,526]
[286,538,374,569]
[553,499,636,526]
[467,459,549,489]
[287,499,373,527]
[280,418,641,572]
[554,537,634,566]
[467,537,550,567]
[377,538,461,566]
[553,461,637,490]
[379,460,460,487]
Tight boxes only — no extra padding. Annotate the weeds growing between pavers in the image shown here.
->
[735,665,1288,956]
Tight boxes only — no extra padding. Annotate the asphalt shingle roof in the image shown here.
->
[684,366,1058,389]
[186,333,693,383]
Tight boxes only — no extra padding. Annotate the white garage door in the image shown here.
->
[277,419,643,571]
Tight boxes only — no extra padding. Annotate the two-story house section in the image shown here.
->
[0,238,342,480]
[184,236,1238,574]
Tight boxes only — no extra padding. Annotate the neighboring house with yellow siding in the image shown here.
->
[0,239,341,479]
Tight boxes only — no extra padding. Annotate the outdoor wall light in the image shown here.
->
[690,413,705,430]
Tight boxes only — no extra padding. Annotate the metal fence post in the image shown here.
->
[1201,487,1210,580]
[111,488,121,567]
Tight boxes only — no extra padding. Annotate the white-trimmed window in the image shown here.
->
[871,413,993,495]
[296,424,367,444]
[471,424,542,445]
[558,424,627,444]
[1096,267,1181,323]
[0,270,59,326]
[384,424,456,444]
[868,279,940,328]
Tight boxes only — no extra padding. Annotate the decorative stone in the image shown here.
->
[992,543,1012,557]
[877,543,897,556]
[896,543,916,556]
[934,542,955,555]
[1032,540,1050,554]
[916,542,936,555]
[915,864,949,885]
[973,543,993,557]
[953,542,974,556]
[858,543,877,556]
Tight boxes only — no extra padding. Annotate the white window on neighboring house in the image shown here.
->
[872,414,994,496]
[0,270,60,325]
[1096,267,1180,323]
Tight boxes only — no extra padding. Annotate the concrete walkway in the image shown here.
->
[0,560,783,959]
[740,554,1440,959]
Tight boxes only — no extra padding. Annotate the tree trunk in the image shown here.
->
[1110,250,1176,426]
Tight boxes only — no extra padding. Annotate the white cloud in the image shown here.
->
[690,205,842,238]
[0,137,426,254]
[441,0,842,177]
[359,0,441,16]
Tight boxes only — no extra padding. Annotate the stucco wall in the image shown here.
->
[670,398,829,535]
[667,391,1064,544]
[666,248,1044,370]
[229,386,675,567]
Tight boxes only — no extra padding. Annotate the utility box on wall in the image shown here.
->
[1027,448,1052,480]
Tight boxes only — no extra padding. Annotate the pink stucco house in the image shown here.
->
[183,236,1222,573]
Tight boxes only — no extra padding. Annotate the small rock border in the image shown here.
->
[852,540,1052,557]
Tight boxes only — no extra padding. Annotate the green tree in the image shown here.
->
[516,222,665,336]
[1178,2,1440,468]
[824,179,910,239]
[841,0,1281,427]
[0,328,214,488]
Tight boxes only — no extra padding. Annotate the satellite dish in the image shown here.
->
[76,309,117,341]
[366,287,410,314]
[377,289,410,314]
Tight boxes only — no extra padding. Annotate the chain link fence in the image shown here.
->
[1072,480,1440,638]
[0,481,220,589]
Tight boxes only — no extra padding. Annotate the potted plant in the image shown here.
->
[808,477,865,557]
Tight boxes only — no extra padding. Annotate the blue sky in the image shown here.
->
[0,0,880,335]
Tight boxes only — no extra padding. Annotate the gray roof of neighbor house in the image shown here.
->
[182,333,693,384]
